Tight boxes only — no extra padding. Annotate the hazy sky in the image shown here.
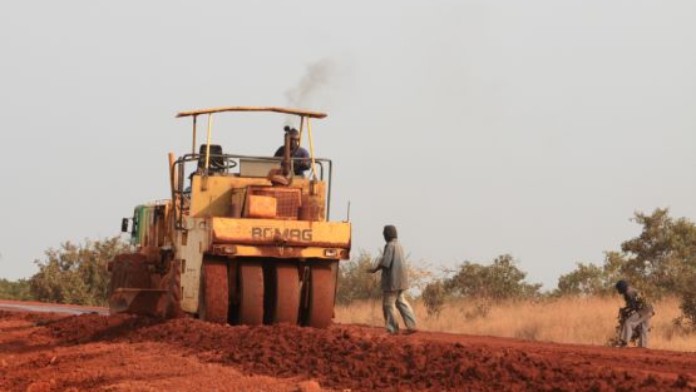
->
[1,1,695,289]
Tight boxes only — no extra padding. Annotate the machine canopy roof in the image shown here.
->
[176,106,327,119]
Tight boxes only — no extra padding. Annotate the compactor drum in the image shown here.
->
[108,107,351,327]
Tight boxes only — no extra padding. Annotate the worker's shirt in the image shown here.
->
[274,146,311,175]
[623,287,654,317]
[378,239,409,292]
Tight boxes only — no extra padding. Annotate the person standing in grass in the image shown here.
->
[368,225,418,335]
[615,279,655,348]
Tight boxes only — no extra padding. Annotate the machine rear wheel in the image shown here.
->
[198,260,229,324]
[272,263,301,324]
[238,262,264,325]
[305,261,338,328]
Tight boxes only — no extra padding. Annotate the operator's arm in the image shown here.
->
[294,148,311,172]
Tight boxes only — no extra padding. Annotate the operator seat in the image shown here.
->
[197,144,226,174]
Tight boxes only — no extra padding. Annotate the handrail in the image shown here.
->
[171,153,333,230]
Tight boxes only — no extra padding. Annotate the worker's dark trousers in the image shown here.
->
[382,290,417,334]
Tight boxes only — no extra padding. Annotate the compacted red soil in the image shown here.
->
[1,303,695,391]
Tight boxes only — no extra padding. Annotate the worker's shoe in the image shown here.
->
[614,340,628,348]
[403,329,418,335]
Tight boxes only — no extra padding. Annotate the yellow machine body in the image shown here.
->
[109,106,351,327]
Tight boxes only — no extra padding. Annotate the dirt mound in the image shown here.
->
[37,313,694,391]
[0,309,63,324]
[45,313,153,343]
[0,311,304,392]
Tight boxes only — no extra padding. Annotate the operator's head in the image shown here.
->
[615,279,629,295]
[284,126,300,149]
[383,225,398,242]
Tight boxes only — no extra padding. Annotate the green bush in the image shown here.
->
[554,255,623,297]
[29,236,131,306]
[0,278,33,301]
[444,254,542,300]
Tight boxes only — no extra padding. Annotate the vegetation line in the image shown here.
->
[2,208,696,346]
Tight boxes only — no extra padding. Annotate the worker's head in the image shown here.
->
[284,126,301,149]
[383,225,398,242]
[615,279,629,295]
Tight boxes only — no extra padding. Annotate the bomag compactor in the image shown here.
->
[108,106,351,327]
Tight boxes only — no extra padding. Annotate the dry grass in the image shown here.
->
[335,296,696,352]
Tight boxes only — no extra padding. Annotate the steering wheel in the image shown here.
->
[211,158,238,171]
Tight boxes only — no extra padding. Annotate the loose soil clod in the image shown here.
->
[2,309,696,391]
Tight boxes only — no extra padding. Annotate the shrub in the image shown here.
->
[29,236,131,305]
[336,251,382,305]
[421,280,446,317]
[679,283,696,327]
[444,254,542,300]
[462,300,492,320]
[0,278,33,301]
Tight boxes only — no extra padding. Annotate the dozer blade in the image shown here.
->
[109,288,167,317]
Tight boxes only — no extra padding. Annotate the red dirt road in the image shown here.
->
[0,300,108,316]
[1,303,696,391]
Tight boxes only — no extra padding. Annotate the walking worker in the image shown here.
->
[615,279,655,348]
[368,225,418,335]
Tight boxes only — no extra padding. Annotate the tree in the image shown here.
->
[554,252,625,297]
[554,209,696,297]
[679,272,696,326]
[554,209,696,326]
[556,263,607,296]
[444,254,542,300]
[29,236,131,306]
[619,208,696,296]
